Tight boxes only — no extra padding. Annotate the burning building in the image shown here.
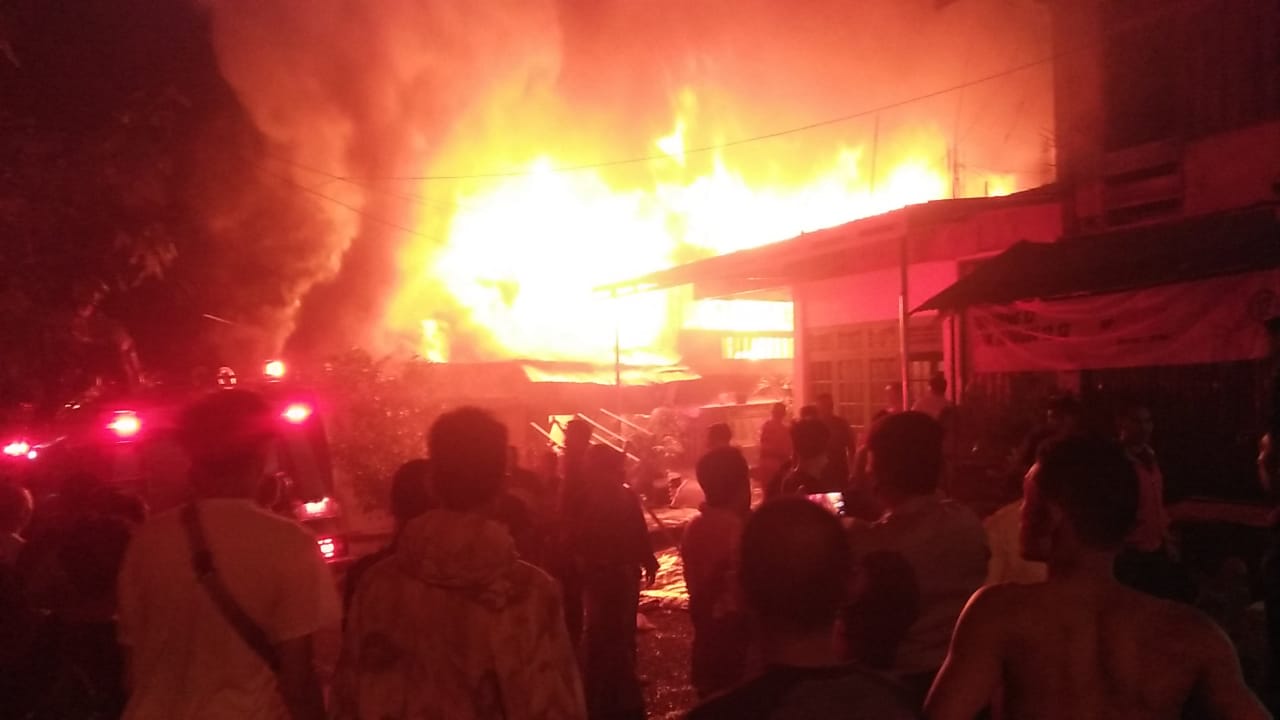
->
[608,0,1280,503]
[204,0,1054,369]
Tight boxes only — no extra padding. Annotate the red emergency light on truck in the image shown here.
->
[1,360,350,566]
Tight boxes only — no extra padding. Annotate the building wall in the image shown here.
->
[1182,120,1280,215]
[1052,0,1280,233]
[789,197,1063,415]
[795,261,958,329]
[1050,0,1106,190]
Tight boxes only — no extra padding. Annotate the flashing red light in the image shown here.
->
[282,403,313,424]
[3,441,31,457]
[107,411,141,439]
[316,535,344,560]
[264,360,287,380]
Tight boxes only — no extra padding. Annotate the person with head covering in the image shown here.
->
[334,407,586,720]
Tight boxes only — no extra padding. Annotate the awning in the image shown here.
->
[915,205,1280,313]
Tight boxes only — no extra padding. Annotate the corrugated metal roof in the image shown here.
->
[597,186,1061,295]
[520,363,700,386]
[915,205,1280,313]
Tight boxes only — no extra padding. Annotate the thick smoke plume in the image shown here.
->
[206,0,1051,361]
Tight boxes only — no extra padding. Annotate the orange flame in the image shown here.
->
[387,92,1024,364]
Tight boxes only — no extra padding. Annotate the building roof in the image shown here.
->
[520,361,700,386]
[411,359,699,393]
[915,204,1280,313]
[597,186,1061,297]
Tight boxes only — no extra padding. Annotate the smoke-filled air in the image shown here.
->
[206,0,1053,364]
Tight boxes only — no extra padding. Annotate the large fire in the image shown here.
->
[206,0,1052,362]
[386,96,1019,364]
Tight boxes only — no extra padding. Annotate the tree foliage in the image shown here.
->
[312,351,448,513]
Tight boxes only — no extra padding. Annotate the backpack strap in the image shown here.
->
[179,504,281,673]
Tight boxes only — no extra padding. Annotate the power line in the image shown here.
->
[259,0,1210,231]
[260,154,476,213]
[291,0,1205,184]
[257,164,443,243]
[366,55,1056,182]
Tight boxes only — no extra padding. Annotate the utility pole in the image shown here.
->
[612,289,623,434]
[898,234,910,411]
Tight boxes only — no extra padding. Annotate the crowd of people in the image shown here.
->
[0,378,1274,719]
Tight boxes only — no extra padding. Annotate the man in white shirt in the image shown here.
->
[118,390,339,720]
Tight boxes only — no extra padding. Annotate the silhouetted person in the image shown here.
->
[559,419,595,645]
[844,412,988,704]
[683,447,752,698]
[1015,393,1083,475]
[913,372,950,420]
[23,513,132,720]
[707,422,733,450]
[573,445,658,720]
[1115,407,1164,545]
[119,390,337,720]
[1113,403,1191,602]
[89,486,148,527]
[688,498,918,720]
[508,446,545,507]
[333,407,585,720]
[982,464,1046,587]
[342,458,434,620]
[0,482,33,710]
[1263,316,1280,482]
[757,402,792,490]
[1262,315,1280,693]
[772,418,830,498]
[0,481,32,566]
[562,419,594,518]
[493,479,545,570]
[538,448,563,499]
[815,393,854,489]
[926,435,1267,720]
[873,382,905,424]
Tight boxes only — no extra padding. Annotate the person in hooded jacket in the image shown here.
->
[332,407,586,720]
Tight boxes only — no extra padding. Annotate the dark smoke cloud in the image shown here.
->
[206,0,1051,360]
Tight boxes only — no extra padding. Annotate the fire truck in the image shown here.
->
[0,360,351,566]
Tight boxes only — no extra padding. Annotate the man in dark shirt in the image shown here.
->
[574,445,658,720]
[815,393,854,490]
[21,513,133,719]
[771,419,829,498]
[688,498,919,720]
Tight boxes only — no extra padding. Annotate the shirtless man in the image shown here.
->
[926,435,1268,720]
